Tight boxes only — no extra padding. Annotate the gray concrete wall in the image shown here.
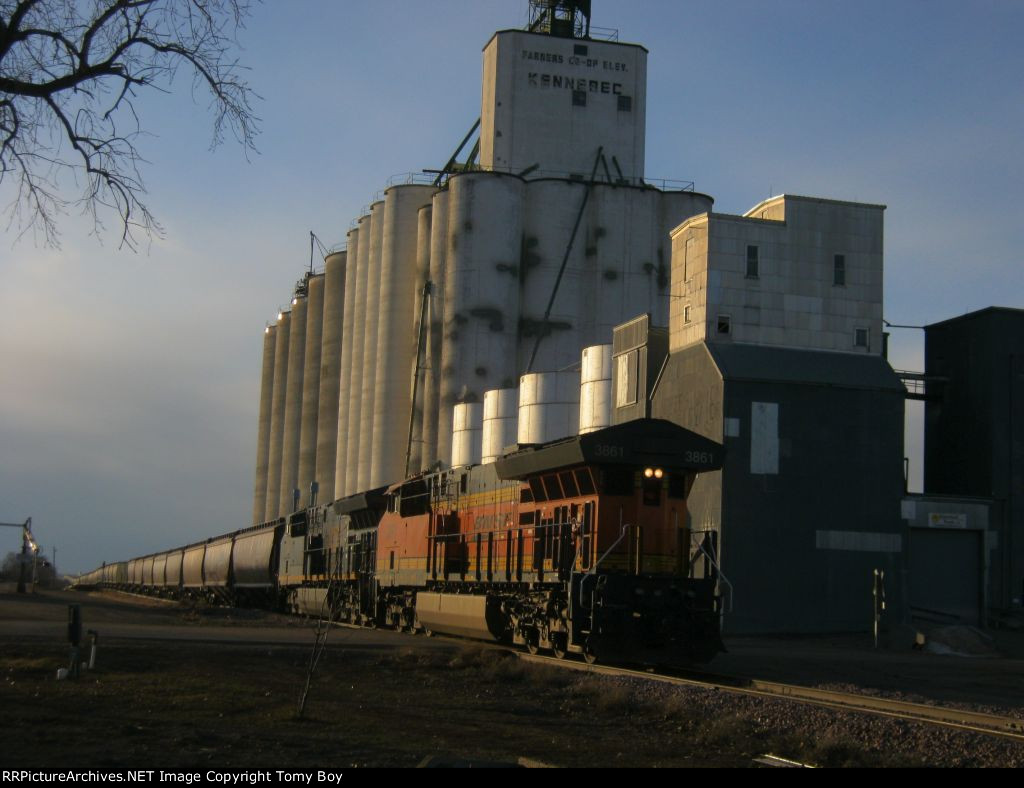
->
[670,195,885,356]
[480,30,647,181]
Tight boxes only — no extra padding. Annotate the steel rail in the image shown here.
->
[514,653,1024,744]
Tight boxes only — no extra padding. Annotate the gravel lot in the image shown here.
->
[2,588,1022,767]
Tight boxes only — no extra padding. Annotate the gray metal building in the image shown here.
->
[923,307,1024,614]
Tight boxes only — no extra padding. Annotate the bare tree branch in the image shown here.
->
[0,0,260,248]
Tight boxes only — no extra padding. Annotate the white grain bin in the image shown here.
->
[481,388,518,464]
[451,402,483,467]
[517,370,581,445]
[579,344,613,434]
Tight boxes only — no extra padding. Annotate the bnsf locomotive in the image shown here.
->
[78,419,726,665]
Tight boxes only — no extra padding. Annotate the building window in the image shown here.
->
[616,350,638,407]
[834,254,846,286]
[717,315,731,335]
[572,90,587,107]
[574,44,588,56]
[617,95,632,112]
[854,328,869,349]
[746,245,759,279]
[684,305,692,323]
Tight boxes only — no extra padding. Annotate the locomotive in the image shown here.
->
[78,418,726,666]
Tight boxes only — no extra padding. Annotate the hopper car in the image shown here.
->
[77,418,726,665]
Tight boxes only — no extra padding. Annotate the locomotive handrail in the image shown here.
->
[590,522,633,576]
[692,535,733,617]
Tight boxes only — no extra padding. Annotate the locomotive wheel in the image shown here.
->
[525,630,540,655]
[583,641,598,665]
[551,633,568,660]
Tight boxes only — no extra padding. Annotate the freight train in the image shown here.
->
[77,419,727,665]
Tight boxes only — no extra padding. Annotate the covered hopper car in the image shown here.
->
[78,419,727,666]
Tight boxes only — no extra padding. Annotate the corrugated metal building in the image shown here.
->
[922,307,1024,615]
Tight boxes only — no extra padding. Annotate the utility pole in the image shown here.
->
[1,518,38,594]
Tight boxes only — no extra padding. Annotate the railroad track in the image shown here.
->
[280,614,1024,745]
[515,652,1024,744]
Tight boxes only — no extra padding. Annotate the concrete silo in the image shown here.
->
[357,201,386,492]
[251,324,276,524]
[519,179,589,374]
[297,273,324,506]
[408,203,433,474]
[278,293,307,516]
[341,219,370,498]
[438,172,525,467]
[316,250,346,504]
[264,310,290,523]
[370,184,436,488]
[420,189,449,472]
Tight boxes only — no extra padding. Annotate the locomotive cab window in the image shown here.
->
[668,473,689,500]
[642,476,661,507]
[601,467,634,497]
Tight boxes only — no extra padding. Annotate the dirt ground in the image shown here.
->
[2,588,1023,768]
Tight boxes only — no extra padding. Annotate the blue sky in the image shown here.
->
[1,1,1022,573]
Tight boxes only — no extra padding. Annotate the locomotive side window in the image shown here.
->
[574,468,596,496]
[529,477,546,503]
[542,474,563,500]
[399,479,430,516]
[581,501,594,570]
[534,516,550,571]
[559,470,580,498]
[520,485,534,504]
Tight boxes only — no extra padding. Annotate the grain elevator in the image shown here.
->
[248,2,915,635]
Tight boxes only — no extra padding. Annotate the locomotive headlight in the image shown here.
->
[654,468,664,479]
[644,467,654,478]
